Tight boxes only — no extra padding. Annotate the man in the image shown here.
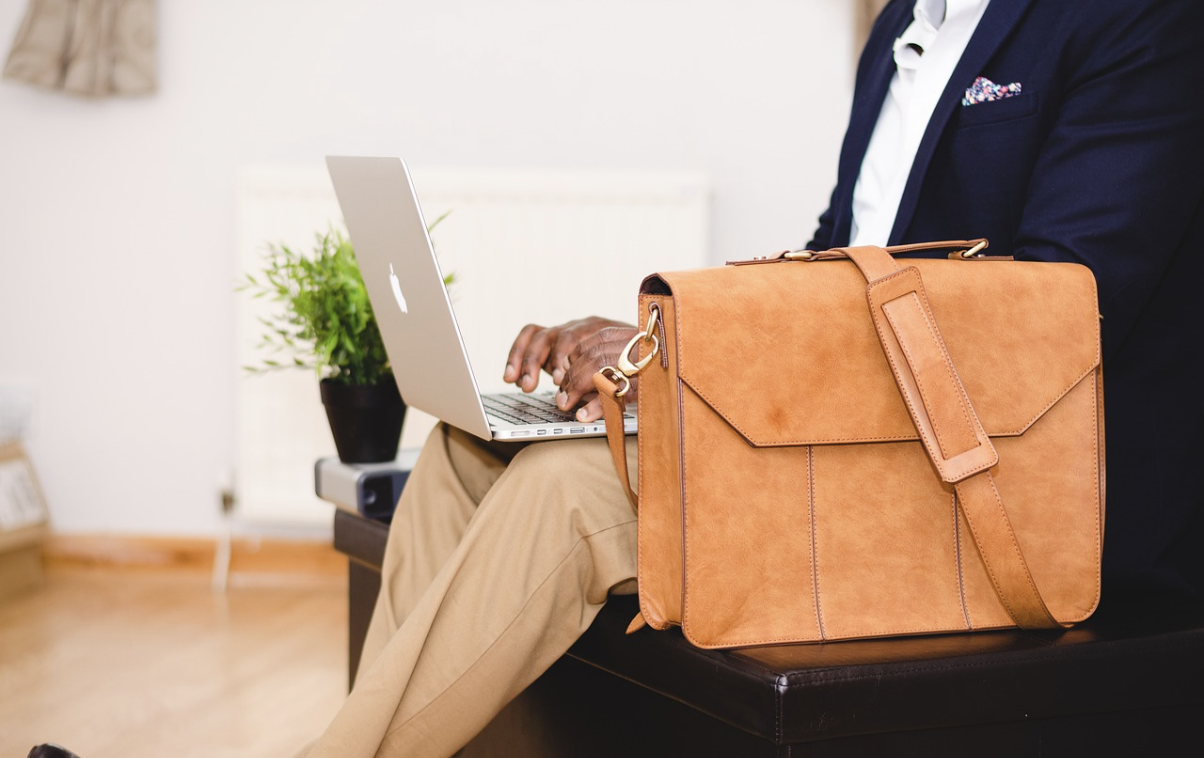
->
[309,1,1204,756]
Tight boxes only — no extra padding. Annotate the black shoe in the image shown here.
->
[28,745,81,758]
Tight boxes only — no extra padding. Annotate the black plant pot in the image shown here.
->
[319,376,406,463]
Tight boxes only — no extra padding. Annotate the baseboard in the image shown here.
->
[0,524,48,601]
[1,542,44,601]
[42,533,346,583]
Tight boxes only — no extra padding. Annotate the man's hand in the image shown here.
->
[504,317,638,422]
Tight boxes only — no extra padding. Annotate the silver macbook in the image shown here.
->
[325,155,637,442]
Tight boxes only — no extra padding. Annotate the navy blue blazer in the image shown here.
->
[808,0,1204,599]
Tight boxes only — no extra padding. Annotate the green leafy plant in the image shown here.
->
[241,216,451,386]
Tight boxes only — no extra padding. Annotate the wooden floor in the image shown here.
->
[0,564,348,758]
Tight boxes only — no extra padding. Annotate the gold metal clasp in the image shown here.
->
[643,302,661,341]
[958,240,989,259]
[600,304,662,397]
[619,304,661,376]
[598,365,632,398]
[784,249,816,261]
[617,333,659,377]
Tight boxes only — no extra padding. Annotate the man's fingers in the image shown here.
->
[520,349,548,391]
[504,324,542,383]
[505,324,558,392]
[550,353,570,386]
[574,395,603,423]
[557,326,640,409]
[549,329,578,366]
[506,317,636,399]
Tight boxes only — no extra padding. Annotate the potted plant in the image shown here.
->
[241,222,449,463]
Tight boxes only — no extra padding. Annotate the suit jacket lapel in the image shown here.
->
[888,0,1035,244]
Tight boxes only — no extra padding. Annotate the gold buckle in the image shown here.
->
[600,305,661,398]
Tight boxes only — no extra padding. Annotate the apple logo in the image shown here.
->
[389,263,408,314]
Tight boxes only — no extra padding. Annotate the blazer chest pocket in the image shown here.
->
[956,92,1038,128]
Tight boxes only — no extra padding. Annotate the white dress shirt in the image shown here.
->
[849,0,991,247]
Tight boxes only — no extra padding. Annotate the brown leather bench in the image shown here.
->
[334,508,1204,756]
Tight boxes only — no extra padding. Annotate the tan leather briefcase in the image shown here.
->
[596,240,1104,649]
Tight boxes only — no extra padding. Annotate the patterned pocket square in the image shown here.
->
[962,76,1022,106]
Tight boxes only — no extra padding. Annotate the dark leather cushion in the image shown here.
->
[334,510,1204,751]
[569,592,1204,745]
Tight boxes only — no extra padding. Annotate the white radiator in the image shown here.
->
[235,166,709,526]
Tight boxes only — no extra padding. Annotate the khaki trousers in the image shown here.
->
[307,424,639,758]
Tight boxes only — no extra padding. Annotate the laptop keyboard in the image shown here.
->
[483,392,578,425]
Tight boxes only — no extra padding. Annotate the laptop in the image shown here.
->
[325,155,638,442]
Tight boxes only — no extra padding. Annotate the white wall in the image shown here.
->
[0,0,856,537]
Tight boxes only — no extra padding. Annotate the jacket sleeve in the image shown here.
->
[805,187,839,251]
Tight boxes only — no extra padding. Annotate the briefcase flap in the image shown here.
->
[643,257,1100,447]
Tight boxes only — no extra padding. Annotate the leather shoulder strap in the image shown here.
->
[595,371,638,513]
[840,245,1065,629]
